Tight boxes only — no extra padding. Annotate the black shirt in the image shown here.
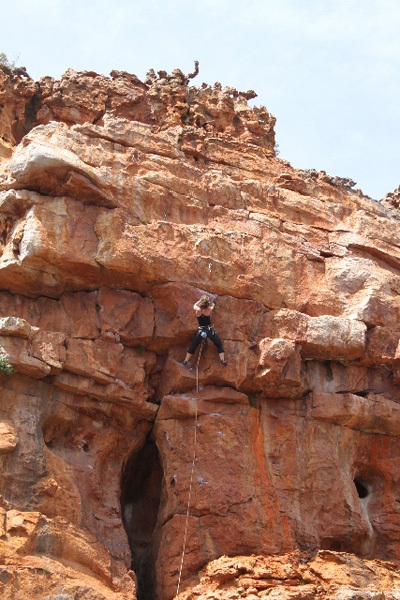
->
[197,313,212,327]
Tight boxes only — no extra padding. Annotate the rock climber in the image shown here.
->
[182,295,227,366]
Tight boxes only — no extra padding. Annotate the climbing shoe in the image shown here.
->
[182,360,189,366]
[220,360,227,366]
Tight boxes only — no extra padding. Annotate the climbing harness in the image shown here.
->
[199,324,215,337]
[175,338,206,599]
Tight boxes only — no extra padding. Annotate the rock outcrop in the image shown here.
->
[1,62,400,600]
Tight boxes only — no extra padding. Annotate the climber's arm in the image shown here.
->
[193,300,202,315]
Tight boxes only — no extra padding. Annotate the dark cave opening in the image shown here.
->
[120,439,163,600]
[354,478,369,499]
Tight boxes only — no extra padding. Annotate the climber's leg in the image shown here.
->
[183,330,202,364]
[210,331,227,365]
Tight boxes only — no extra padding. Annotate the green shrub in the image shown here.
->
[0,356,13,375]
[248,393,257,408]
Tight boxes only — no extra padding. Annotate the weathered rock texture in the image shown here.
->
[1,62,400,600]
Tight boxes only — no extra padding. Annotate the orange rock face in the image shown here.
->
[1,62,400,600]
[178,551,400,599]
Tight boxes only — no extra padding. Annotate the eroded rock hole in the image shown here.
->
[120,439,163,600]
[354,478,369,499]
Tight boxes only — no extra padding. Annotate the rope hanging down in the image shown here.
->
[175,338,205,599]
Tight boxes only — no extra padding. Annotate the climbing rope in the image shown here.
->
[195,337,205,396]
[175,338,206,599]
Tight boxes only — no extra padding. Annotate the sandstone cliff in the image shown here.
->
[1,62,400,600]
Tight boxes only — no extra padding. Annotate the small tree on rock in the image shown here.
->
[0,52,19,68]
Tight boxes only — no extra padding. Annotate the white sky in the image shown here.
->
[2,0,400,199]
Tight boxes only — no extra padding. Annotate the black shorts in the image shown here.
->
[187,328,224,354]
